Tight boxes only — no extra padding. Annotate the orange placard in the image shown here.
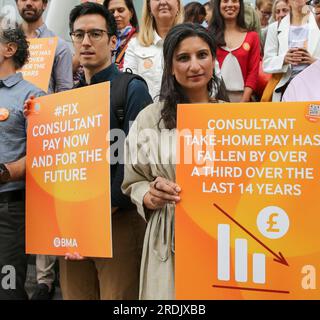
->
[176,102,320,300]
[26,83,112,258]
[21,37,58,92]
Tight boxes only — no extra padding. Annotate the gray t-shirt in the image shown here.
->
[0,72,44,193]
[36,24,73,93]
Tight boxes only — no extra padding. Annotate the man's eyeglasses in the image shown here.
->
[70,29,111,43]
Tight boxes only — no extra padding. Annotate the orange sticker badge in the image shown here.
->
[243,42,251,51]
[143,58,154,70]
[176,102,320,300]
[0,108,9,121]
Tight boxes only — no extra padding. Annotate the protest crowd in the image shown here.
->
[0,0,320,300]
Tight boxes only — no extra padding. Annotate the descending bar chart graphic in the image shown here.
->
[218,224,266,284]
[213,204,290,294]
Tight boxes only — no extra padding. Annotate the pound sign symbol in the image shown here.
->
[266,213,280,232]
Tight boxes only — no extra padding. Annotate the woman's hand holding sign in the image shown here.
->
[143,177,181,210]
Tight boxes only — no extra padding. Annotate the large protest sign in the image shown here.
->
[21,37,58,93]
[26,83,112,258]
[176,102,320,299]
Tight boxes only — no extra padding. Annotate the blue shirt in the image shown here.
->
[36,24,73,93]
[0,73,44,193]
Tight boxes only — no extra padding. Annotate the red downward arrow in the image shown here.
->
[214,203,289,267]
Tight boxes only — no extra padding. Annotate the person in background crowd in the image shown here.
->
[208,0,263,34]
[103,0,139,70]
[122,23,228,300]
[184,1,206,24]
[15,0,74,300]
[261,0,290,44]
[210,0,261,102]
[0,16,44,300]
[282,58,320,100]
[259,0,290,101]
[256,0,273,44]
[308,0,320,27]
[55,2,152,300]
[16,0,73,94]
[272,0,290,22]
[263,0,320,101]
[256,0,273,28]
[123,0,184,101]
[204,1,214,24]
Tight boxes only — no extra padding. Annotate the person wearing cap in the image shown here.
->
[0,17,44,300]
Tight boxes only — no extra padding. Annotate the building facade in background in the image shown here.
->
[0,0,256,45]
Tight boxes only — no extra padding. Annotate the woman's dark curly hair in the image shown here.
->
[159,23,228,130]
[0,17,29,69]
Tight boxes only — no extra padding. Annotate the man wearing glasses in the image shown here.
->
[58,2,152,300]
[0,17,44,300]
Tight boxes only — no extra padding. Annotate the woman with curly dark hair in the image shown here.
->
[0,16,44,300]
[0,18,30,69]
[122,23,227,300]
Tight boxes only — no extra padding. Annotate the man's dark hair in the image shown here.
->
[0,16,29,69]
[103,0,139,30]
[69,2,117,37]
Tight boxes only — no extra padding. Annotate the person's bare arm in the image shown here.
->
[241,87,254,102]
[2,157,26,182]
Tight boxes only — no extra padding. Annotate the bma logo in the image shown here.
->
[1,265,16,290]
[53,237,78,248]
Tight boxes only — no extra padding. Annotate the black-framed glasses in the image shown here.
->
[70,29,110,43]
